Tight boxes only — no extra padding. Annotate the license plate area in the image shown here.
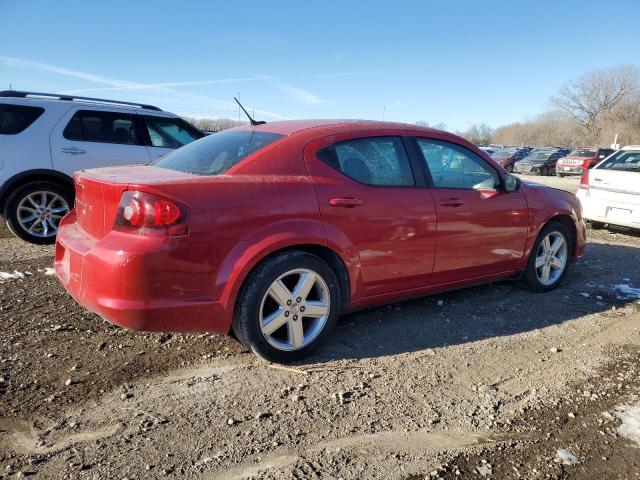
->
[606,207,633,223]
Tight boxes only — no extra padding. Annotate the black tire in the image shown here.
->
[232,251,342,363]
[587,221,605,230]
[556,173,565,178]
[4,181,73,245]
[520,221,573,292]
[539,166,549,176]
[505,164,513,173]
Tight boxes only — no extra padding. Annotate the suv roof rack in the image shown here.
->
[0,90,162,111]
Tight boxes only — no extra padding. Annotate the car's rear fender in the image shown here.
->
[212,220,359,332]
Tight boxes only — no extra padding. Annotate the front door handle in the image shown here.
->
[440,198,465,207]
[329,197,363,208]
[61,147,86,155]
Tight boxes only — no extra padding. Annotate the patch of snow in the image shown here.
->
[0,270,25,281]
[613,284,640,300]
[615,404,640,448]
[555,448,580,465]
[38,267,56,276]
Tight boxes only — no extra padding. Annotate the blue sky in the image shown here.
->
[1,0,638,130]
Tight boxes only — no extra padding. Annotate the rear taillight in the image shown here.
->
[114,191,189,236]
[579,169,590,190]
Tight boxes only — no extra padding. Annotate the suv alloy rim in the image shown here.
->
[17,191,69,238]
[259,268,331,351]
[535,231,568,286]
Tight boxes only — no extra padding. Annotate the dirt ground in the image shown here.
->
[1,174,639,479]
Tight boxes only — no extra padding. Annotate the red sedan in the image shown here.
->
[55,120,586,363]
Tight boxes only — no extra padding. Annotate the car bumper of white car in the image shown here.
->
[577,188,640,230]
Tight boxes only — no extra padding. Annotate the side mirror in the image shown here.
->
[503,173,519,192]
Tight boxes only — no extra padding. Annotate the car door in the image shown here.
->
[138,114,204,161]
[50,107,150,176]
[414,137,530,285]
[305,133,437,296]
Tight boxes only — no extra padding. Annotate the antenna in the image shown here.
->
[234,97,265,126]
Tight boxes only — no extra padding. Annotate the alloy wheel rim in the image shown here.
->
[17,191,69,238]
[535,231,568,286]
[259,268,331,351]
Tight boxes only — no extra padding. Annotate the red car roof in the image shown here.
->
[233,119,442,137]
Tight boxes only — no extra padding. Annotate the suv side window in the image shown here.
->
[63,110,139,145]
[0,104,44,135]
[416,138,499,190]
[142,116,202,149]
[317,136,415,186]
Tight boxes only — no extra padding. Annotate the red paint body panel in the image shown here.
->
[55,120,586,334]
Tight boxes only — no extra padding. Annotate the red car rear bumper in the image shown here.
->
[54,213,231,334]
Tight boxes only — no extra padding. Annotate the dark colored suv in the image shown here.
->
[514,148,571,176]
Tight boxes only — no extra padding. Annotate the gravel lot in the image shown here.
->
[1,174,639,479]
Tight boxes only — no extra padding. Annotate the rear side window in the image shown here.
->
[598,150,640,172]
[317,136,415,186]
[143,116,203,148]
[154,130,284,175]
[63,110,139,145]
[0,104,44,135]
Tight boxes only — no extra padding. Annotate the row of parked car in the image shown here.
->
[481,146,616,177]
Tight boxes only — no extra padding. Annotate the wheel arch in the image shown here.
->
[546,214,578,258]
[231,243,352,318]
[0,169,74,214]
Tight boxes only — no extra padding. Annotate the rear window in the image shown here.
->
[64,110,139,145]
[597,150,640,172]
[0,104,44,135]
[154,129,284,175]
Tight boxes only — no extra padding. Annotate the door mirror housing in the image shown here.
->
[503,173,519,192]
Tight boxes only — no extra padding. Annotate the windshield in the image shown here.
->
[597,150,640,172]
[491,149,515,158]
[568,149,596,157]
[154,130,284,175]
[525,150,554,160]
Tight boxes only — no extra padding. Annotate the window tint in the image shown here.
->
[598,150,640,172]
[143,116,203,148]
[417,138,499,190]
[317,137,414,186]
[63,110,138,145]
[154,129,283,175]
[0,104,44,135]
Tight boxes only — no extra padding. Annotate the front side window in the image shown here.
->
[63,110,138,145]
[598,150,640,172]
[0,103,44,135]
[317,137,415,186]
[154,129,284,175]
[143,116,203,148]
[416,138,499,190]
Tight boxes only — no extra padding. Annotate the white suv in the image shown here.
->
[0,91,204,244]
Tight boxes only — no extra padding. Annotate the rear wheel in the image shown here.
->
[4,181,72,244]
[521,221,572,292]
[233,251,341,363]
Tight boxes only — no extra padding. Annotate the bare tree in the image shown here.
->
[551,65,639,141]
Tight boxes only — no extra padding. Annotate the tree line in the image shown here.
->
[420,65,640,148]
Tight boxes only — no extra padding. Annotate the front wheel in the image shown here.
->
[539,166,549,176]
[233,251,341,363]
[4,181,73,244]
[520,221,572,292]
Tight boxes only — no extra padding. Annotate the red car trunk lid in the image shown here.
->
[73,166,196,239]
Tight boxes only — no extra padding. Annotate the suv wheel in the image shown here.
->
[4,181,72,244]
[521,221,572,292]
[233,251,341,363]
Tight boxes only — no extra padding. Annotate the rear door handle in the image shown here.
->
[440,198,464,207]
[61,147,86,155]
[329,197,363,208]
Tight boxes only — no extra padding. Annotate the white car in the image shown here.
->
[576,145,640,230]
[0,91,204,243]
